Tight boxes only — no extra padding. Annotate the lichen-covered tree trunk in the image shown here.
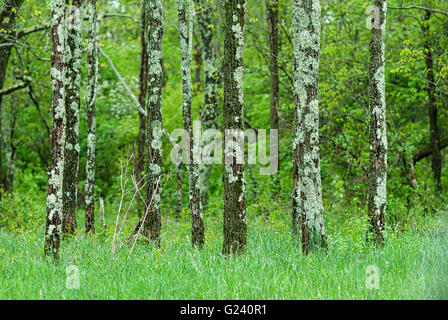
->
[45,0,66,258]
[0,0,25,197]
[137,0,148,219]
[193,40,202,95]
[265,0,280,201]
[177,0,205,248]
[62,0,83,235]
[143,0,164,246]
[422,11,442,194]
[195,0,219,209]
[367,0,387,245]
[175,162,182,218]
[85,0,97,234]
[222,0,247,256]
[291,0,327,255]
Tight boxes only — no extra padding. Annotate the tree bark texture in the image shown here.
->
[291,0,327,255]
[222,0,247,256]
[367,0,387,245]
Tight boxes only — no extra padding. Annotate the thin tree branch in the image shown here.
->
[28,84,51,138]
[388,6,448,17]
[98,45,147,117]
[0,76,31,96]
[16,23,50,38]
[102,13,139,23]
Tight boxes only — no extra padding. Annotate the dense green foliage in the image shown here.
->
[0,0,447,299]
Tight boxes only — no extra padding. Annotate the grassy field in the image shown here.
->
[0,207,447,300]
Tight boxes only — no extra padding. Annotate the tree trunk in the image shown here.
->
[195,0,219,210]
[45,0,66,259]
[143,0,164,247]
[367,0,387,245]
[62,0,83,235]
[265,0,280,201]
[291,0,327,255]
[177,0,205,248]
[193,38,202,95]
[175,162,182,218]
[4,104,17,193]
[0,0,25,196]
[422,11,442,193]
[85,0,97,234]
[222,0,247,256]
[137,0,148,219]
[6,105,17,193]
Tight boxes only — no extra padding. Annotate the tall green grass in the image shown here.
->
[0,209,447,299]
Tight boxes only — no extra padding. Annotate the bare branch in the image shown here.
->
[0,76,31,96]
[16,23,50,38]
[102,13,139,23]
[388,6,448,17]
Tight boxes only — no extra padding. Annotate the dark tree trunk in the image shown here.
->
[222,0,247,256]
[143,0,164,247]
[137,0,148,220]
[45,0,66,259]
[291,0,327,255]
[85,0,98,234]
[265,0,280,201]
[195,0,219,209]
[367,0,387,245]
[422,11,442,193]
[6,105,17,193]
[62,0,83,235]
[0,0,25,196]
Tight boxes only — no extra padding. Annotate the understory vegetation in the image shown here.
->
[1,192,447,299]
[0,0,447,300]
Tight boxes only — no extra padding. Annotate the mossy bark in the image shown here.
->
[175,162,182,218]
[137,0,149,219]
[222,0,247,256]
[195,0,219,209]
[367,0,387,245]
[85,0,97,234]
[143,0,164,247]
[291,0,327,255]
[177,0,205,248]
[62,0,83,235]
[45,0,66,258]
